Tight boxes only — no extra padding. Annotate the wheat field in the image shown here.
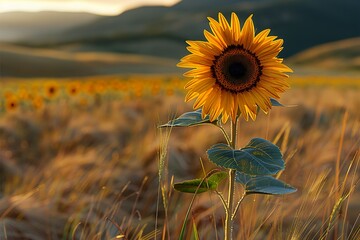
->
[0,74,359,240]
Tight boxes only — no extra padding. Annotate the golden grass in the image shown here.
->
[0,75,359,239]
[291,75,360,88]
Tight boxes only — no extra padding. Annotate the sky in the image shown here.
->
[0,0,181,15]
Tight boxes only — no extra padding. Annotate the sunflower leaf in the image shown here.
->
[207,138,284,176]
[236,172,297,195]
[173,171,227,194]
[270,98,285,107]
[234,171,252,185]
[159,109,216,128]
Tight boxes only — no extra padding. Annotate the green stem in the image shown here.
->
[225,169,236,240]
[231,191,246,220]
[224,118,238,240]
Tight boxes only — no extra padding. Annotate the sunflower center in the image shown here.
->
[211,45,262,93]
[228,62,246,79]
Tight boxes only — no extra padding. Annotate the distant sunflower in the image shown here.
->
[178,13,292,122]
[6,97,19,112]
[45,81,59,99]
[67,82,81,96]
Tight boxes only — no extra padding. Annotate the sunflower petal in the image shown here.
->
[208,18,229,46]
[185,91,199,102]
[218,13,232,44]
[241,14,255,49]
[230,12,241,42]
[204,30,226,50]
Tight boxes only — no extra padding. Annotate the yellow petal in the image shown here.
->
[185,91,199,102]
[236,94,249,121]
[184,78,215,94]
[240,14,255,49]
[183,67,211,78]
[194,90,210,109]
[218,13,232,44]
[186,40,222,56]
[204,30,226,50]
[230,12,241,42]
[208,18,229,46]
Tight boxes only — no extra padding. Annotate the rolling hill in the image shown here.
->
[0,0,359,77]
[0,44,178,78]
[1,37,358,78]
[0,11,102,42]
[18,0,360,59]
[288,37,360,72]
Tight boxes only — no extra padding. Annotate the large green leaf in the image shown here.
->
[173,171,227,194]
[236,172,296,195]
[160,109,216,128]
[207,138,284,175]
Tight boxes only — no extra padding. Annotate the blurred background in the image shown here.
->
[0,0,359,77]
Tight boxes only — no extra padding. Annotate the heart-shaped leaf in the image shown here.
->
[159,109,216,128]
[236,172,296,195]
[207,138,284,176]
[173,171,227,194]
[235,172,296,195]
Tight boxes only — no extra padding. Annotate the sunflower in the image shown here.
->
[5,97,19,112]
[178,13,292,122]
[67,82,81,96]
[45,81,59,99]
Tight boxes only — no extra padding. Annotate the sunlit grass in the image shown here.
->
[291,75,360,87]
[0,74,359,239]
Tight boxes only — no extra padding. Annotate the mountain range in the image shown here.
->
[0,0,359,77]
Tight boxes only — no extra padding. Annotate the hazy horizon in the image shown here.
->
[0,0,181,16]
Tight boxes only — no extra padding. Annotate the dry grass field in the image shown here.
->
[0,74,359,239]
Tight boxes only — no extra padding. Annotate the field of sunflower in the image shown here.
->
[0,72,359,239]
